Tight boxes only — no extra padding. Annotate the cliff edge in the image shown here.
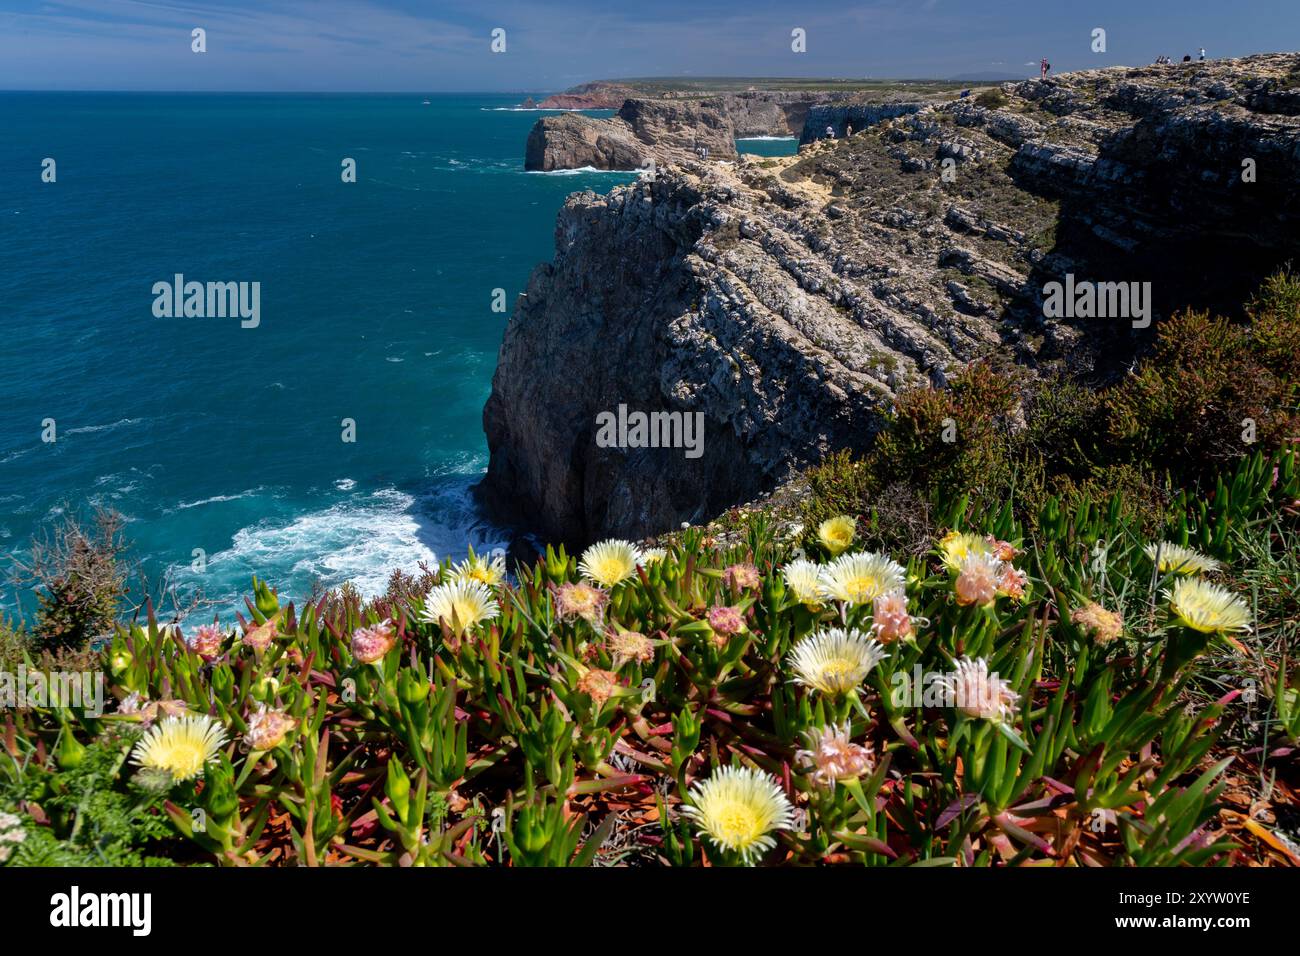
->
[485,55,1300,546]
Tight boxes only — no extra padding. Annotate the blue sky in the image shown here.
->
[0,0,1294,91]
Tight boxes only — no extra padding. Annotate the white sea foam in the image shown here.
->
[168,479,507,619]
[736,136,797,141]
[172,488,264,511]
[525,166,639,175]
[66,417,146,435]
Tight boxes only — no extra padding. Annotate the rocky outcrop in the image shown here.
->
[525,99,737,171]
[485,54,1300,546]
[800,103,926,143]
[527,82,642,110]
[700,91,843,137]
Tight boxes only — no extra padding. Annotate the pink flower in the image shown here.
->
[552,582,609,624]
[707,605,746,645]
[796,723,875,787]
[997,565,1029,602]
[577,668,620,707]
[871,589,913,642]
[351,621,396,664]
[244,705,297,751]
[986,535,1020,562]
[955,554,999,607]
[186,624,224,661]
[723,563,762,591]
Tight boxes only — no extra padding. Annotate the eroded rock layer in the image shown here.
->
[485,55,1300,545]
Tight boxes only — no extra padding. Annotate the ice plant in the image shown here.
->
[1071,601,1124,644]
[421,579,500,636]
[817,515,857,556]
[606,628,654,667]
[351,620,396,664]
[1145,542,1221,575]
[955,552,1001,607]
[448,549,507,588]
[1165,578,1251,633]
[996,564,1028,602]
[871,589,913,642]
[185,623,223,661]
[579,539,642,587]
[553,581,608,624]
[0,811,26,864]
[782,558,824,607]
[787,628,888,698]
[818,551,906,605]
[723,563,761,591]
[640,547,668,565]
[130,714,227,784]
[577,668,620,707]
[707,605,746,643]
[682,765,795,865]
[244,705,297,751]
[940,531,991,571]
[986,535,1020,562]
[796,723,874,787]
[937,657,1019,722]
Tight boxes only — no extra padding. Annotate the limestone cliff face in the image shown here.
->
[700,91,844,137]
[524,99,736,172]
[800,103,926,143]
[485,54,1300,545]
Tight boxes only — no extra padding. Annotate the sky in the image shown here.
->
[0,0,1295,92]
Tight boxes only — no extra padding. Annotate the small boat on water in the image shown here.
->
[422,99,431,105]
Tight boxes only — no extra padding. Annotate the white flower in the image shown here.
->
[818,552,906,605]
[787,627,888,698]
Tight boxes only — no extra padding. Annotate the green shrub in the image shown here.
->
[975,88,1009,108]
[9,510,130,654]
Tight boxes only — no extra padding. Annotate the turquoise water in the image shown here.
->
[0,93,636,616]
[736,137,799,157]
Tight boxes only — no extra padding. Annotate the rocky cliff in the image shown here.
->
[485,54,1300,546]
[525,99,737,171]
[699,91,843,137]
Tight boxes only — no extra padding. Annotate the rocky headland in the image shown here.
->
[486,54,1300,546]
[525,98,738,171]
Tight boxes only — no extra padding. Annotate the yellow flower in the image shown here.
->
[818,551,906,605]
[578,539,642,588]
[682,765,794,865]
[817,515,856,556]
[420,580,500,636]
[939,532,991,571]
[130,714,227,783]
[447,548,507,587]
[1145,542,1220,576]
[787,627,888,698]
[1166,578,1251,633]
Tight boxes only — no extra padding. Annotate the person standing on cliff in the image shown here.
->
[1040,58,1050,79]
[1199,47,1206,61]
[825,125,835,139]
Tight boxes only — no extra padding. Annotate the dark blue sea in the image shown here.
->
[0,93,792,617]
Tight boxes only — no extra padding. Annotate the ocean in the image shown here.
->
[0,93,794,619]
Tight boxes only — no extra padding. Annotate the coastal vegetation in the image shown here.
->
[2,279,1297,867]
